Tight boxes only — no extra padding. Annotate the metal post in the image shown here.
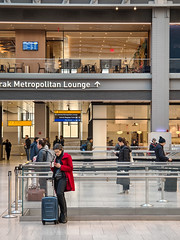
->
[141,166,153,207]
[2,171,17,218]
[18,165,22,204]
[157,178,168,203]
[12,167,21,214]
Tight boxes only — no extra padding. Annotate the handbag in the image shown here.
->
[54,169,63,181]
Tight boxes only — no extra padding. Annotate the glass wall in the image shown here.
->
[46,31,150,73]
[169,104,180,144]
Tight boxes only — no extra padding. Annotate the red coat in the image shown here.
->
[51,153,75,192]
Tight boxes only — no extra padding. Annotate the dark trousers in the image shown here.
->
[25,148,30,161]
[54,177,67,221]
[6,150,11,160]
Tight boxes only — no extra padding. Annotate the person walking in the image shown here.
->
[50,143,75,223]
[116,137,131,194]
[3,139,12,160]
[24,135,31,161]
[30,137,39,161]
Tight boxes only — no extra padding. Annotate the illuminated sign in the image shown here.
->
[8,121,32,126]
[54,110,81,122]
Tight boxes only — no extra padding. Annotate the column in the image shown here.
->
[35,102,47,139]
[93,105,107,155]
[151,8,170,132]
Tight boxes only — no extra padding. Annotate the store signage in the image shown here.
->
[54,110,81,122]
[8,120,32,126]
[0,80,101,90]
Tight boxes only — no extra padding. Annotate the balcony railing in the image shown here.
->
[0,0,155,5]
[0,58,151,74]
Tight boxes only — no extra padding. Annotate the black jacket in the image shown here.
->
[25,138,31,149]
[116,145,131,162]
[155,144,169,162]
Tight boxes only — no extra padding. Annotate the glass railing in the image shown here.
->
[19,159,180,221]
[0,58,151,74]
[0,0,155,5]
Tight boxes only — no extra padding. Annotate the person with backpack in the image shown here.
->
[30,137,39,161]
[50,143,75,223]
[36,139,48,195]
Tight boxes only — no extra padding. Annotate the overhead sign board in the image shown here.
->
[54,110,81,122]
[8,120,32,126]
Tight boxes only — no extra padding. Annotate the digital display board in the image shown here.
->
[23,41,38,51]
[54,110,81,122]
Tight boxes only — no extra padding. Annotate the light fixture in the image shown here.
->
[117,131,123,135]
[137,130,142,134]
[132,122,138,126]
[134,7,137,11]
[115,7,119,11]
[176,131,180,135]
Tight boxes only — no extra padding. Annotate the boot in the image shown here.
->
[58,193,67,223]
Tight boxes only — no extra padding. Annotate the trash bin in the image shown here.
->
[164,174,177,192]
[25,65,30,73]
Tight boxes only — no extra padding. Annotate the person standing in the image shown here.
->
[149,138,157,151]
[116,137,131,194]
[36,139,48,194]
[3,139,12,160]
[30,137,39,161]
[24,135,31,161]
[86,137,93,151]
[53,136,60,147]
[155,136,172,162]
[155,136,172,191]
[51,143,75,223]
[59,135,64,146]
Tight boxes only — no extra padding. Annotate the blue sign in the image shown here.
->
[54,118,81,122]
[23,41,38,51]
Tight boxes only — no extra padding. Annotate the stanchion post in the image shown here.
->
[12,167,21,214]
[157,177,168,203]
[2,171,17,218]
[18,164,22,204]
[141,166,153,207]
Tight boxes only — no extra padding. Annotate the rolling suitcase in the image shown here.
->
[42,196,59,225]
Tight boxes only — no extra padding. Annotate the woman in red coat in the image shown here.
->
[50,143,75,223]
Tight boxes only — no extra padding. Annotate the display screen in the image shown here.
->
[54,110,81,122]
[23,41,38,51]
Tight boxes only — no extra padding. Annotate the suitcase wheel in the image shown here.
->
[42,221,45,225]
[54,220,59,224]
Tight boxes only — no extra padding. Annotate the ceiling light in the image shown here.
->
[137,131,142,134]
[115,7,118,11]
[134,7,137,10]
[176,131,180,134]
[117,131,123,135]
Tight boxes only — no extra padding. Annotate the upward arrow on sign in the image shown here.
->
[94,81,101,87]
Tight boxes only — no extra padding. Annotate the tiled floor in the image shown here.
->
[1,156,180,240]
